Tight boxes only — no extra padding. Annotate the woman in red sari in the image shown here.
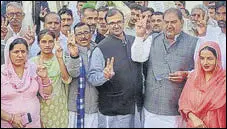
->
[178,41,226,128]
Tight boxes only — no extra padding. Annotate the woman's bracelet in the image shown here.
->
[42,78,52,87]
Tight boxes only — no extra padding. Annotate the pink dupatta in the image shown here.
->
[1,36,37,93]
[178,41,226,128]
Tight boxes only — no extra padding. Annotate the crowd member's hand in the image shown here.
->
[67,31,79,57]
[193,13,208,36]
[188,112,207,128]
[37,58,48,79]
[168,71,188,83]
[135,15,148,38]
[40,6,48,18]
[11,114,24,128]
[1,17,8,39]
[24,25,36,46]
[103,57,115,80]
[55,39,63,59]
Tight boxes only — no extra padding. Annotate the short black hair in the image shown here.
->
[81,7,97,18]
[200,46,217,58]
[73,22,90,33]
[105,8,124,23]
[215,1,226,12]
[141,7,154,14]
[129,3,143,11]
[152,11,164,16]
[58,5,73,18]
[9,38,28,51]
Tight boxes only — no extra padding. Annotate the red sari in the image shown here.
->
[178,41,226,128]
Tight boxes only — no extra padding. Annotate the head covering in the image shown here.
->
[1,36,37,93]
[178,41,226,127]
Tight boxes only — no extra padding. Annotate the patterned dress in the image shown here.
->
[30,56,69,128]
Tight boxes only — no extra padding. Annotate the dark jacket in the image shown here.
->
[96,34,143,116]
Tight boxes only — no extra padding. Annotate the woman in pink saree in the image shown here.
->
[179,41,226,128]
[1,37,52,128]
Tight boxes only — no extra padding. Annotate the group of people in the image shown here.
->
[1,1,226,128]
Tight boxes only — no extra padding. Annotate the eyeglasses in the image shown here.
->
[107,21,124,26]
[75,31,90,37]
[6,12,24,18]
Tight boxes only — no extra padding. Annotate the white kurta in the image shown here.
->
[143,108,185,128]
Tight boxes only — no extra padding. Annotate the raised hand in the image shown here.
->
[54,39,63,59]
[103,57,115,80]
[40,6,48,18]
[192,13,208,36]
[1,16,8,39]
[135,15,148,38]
[36,58,48,79]
[24,25,36,46]
[67,31,79,57]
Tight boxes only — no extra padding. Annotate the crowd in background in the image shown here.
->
[1,1,226,128]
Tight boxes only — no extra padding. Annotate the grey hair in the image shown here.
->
[6,2,23,12]
[163,8,183,21]
[191,4,208,17]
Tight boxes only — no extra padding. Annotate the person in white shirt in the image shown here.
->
[193,2,226,69]
[58,6,74,38]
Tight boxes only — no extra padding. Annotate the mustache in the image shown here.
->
[153,25,160,28]
[80,38,88,41]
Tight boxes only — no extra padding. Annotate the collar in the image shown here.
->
[9,25,22,36]
[91,30,98,41]
[59,32,68,40]
[164,31,182,43]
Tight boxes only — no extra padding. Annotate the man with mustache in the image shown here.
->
[151,12,164,34]
[215,1,226,69]
[58,6,74,38]
[29,12,68,58]
[125,3,142,36]
[96,6,109,44]
[188,4,222,37]
[2,2,27,41]
[1,2,36,64]
[141,7,154,36]
[193,2,226,69]
[80,3,98,42]
[88,8,143,128]
[66,22,99,128]
[132,8,198,128]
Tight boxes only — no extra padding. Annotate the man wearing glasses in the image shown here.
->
[2,2,26,41]
[1,2,35,65]
[65,22,99,128]
[88,8,143,128]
